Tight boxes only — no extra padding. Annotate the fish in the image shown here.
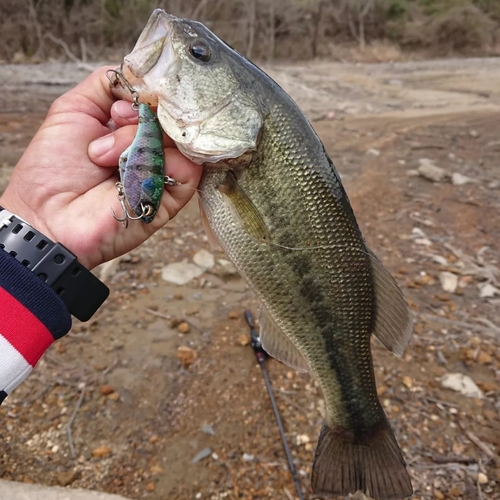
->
[114,9,414,499]
[117,102,165,224]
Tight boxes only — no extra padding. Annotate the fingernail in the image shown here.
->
[115,100,138,119]
[89,134,115,158]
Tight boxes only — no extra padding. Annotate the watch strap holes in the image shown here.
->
[12,224,23,234]
[37,272,48,282]
[9,250,17,258]
[56,286,65,296]
[71,267,81,277]
[36,239,48,250]
[24,231,35,242]
[21,259,30,266]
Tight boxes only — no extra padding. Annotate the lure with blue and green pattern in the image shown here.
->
[119,103,165,223]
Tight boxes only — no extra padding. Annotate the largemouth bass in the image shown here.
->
[114,10,413,499]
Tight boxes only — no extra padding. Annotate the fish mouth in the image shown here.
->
[124,9,177,79]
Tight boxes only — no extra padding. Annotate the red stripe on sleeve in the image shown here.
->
[0,287,54,366]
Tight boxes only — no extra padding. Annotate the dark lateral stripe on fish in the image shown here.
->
[299,270,382,439]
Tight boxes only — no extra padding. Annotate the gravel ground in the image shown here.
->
[0,58,499,500]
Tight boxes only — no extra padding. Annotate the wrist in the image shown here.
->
[0,207,109,321]
[0,192,96,269]
[0,191,55,242]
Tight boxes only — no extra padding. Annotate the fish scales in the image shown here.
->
[200,99,380,432]
[115,9,413,499]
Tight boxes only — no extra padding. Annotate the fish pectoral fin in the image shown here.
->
[259,307,309,373]
[218,171,270,244]
[369,250,413,357]
[198,197,222,250]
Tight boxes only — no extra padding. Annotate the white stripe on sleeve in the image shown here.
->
[0,333,33,394]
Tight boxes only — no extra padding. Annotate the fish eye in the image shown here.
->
[189,41,211,63]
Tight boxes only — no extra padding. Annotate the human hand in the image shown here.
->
[0,66,202,270]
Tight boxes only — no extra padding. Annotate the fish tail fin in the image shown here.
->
[311,421,413,500]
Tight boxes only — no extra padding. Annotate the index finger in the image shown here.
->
[50,66,119,125]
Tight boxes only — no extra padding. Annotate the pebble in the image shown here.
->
[178,322,190,334]
[107,392,120,401]
[236,334,250,346]
[469,130,480,138]
[98,257,121,282]
[149,435,159,444]
[100,385,114,395]
[417,159,450,183]
[242,453,254,461]
[213,259,238,277]
[402,376,413,389]
[479,283,500,298]
[193,249,215,270]
[150,465,163,474]
[366,148,380,156]
[433,490,445,500]
[177,346,197,368]
[406,169,419,177]
[192,447,212,463]
[477,472,488,484]
[440,373,484,399]
[201,424,215,436]
[146,482,155,492]
[439,272,458,293]
[228,310,240,319]
[487,179,500,189]
[451,172,474,185]
[162,261,204,285]
[91,445,111,458]
[296,434,310,445]
[56,470,79,486]
[477,351,493,364]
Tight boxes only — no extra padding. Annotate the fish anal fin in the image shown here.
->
[259,307,309,373]
[198,197,222,251]
[218,171,270,244]
[369,250,413,357]
[312,421,413,500]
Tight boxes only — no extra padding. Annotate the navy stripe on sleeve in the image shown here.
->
[0,251,71,339]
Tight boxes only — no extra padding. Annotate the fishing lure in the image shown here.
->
[107,68,181,228]
[113,102,165,227]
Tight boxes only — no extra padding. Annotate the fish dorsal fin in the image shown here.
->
[218,171,271,244]
[369,249,413,357]
[259,306,309,373]
[198,197,222,250]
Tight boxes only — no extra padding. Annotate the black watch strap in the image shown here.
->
[0,208,109,322]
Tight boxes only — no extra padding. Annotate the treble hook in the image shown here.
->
[111,182,153,229]
[164,175,182,186]
[106,68,140,109]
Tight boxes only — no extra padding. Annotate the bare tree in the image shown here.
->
[347,0,375,48]
[311,1,324,58]
[247,0,256,59]
[269,0,275,60]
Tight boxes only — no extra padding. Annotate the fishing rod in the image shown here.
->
[244,310,305,500]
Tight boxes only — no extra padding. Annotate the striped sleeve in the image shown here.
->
[0,250,72,403]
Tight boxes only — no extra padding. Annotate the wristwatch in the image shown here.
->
[0,208,109,322]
